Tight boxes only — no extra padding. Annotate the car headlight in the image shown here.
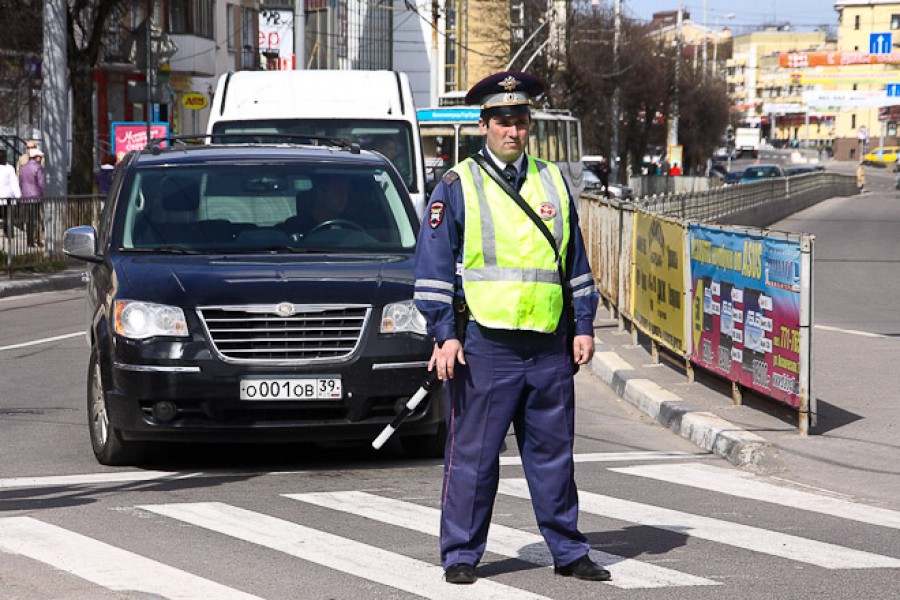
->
[114,300,189,339]
[380,300,427,335]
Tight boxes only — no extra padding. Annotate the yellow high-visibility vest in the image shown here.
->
[452,155,571,332]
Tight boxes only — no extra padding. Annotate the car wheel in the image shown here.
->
[400,422,446,459]
[87,347,144,466]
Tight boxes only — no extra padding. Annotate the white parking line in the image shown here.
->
[499,478,900,569]
[0,331,82,352]
[287,490,717,589]
[142,502,551,600]
[0,517,262,599]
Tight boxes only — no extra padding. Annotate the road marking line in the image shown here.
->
[0,470,202,490]
[0,517,261,599]
[0,332,82,352]
[814,324,894,339]
[610,463,900,530]
[501,451,704,466]
[286,490,717,589]
[140,502,551,600]
[499,479,900,569]
[0,452,696,491]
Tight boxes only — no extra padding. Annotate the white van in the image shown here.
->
[207,70,426,216]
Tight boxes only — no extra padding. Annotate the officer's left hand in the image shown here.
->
[572,334,594,365]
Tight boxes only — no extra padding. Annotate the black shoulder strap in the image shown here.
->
[470,153,560,260]
[470,153,571,304]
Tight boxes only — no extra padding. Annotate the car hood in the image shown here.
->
[113,253,415,307]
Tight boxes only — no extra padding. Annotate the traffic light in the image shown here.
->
[726,126,735,144]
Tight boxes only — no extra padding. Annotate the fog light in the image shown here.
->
[152,401,178,422]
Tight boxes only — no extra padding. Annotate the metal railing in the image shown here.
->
[1,195,104,277]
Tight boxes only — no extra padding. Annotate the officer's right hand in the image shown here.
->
[429,340,465,381]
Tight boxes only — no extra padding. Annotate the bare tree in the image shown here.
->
[67,0,128,194]
[0,0,42,151]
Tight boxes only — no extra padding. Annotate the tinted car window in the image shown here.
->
[211,119,416,190]
[117,163,415,252]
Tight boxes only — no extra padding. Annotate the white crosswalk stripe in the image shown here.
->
[285,490,717,589]
[610,463,900,530]
[139,501,551,600]
[498,478,900,569]
[0,516,262,600]
[3,452,899,599]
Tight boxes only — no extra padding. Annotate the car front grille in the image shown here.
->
[198,304,371,364]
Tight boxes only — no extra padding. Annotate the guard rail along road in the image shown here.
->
[578,171,857,435]
[1,195,104,277]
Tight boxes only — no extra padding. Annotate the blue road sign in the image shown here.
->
[888,84,900,97]
[870,32,892,55]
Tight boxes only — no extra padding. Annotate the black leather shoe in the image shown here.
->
[554,555,612,581]
[444,563,477,584]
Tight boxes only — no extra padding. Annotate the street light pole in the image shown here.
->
[667,0,683,152]
[610,0,621,184]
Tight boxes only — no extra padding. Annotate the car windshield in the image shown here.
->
[117,163,417,253]
[211,119,417,190]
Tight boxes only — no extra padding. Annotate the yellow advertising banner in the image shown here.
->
[632,212,687,354]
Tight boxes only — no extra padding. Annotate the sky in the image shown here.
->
[617,0,840,33]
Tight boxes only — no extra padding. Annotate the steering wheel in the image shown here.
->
[307,219,367,235]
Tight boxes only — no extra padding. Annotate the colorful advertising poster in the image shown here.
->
[633,212,687,354]
[111,122,169,161]
[689,225,803,408]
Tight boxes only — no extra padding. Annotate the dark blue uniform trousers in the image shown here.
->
[440,321,590,568]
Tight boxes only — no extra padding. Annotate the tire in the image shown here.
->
[87,347,145,466]
[400,421,447,459]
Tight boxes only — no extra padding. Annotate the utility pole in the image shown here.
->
[610,0,621,184]
[432,0,439,106]
[702,0,708,76]
[42,0,67,197]
[294,0,305,69]
[667,0,682,152]
[146,0,153,141]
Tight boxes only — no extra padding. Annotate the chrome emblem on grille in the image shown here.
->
[275,302,295,317]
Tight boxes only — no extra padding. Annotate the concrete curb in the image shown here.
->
[588,343,783,473]
[0,269,84,299]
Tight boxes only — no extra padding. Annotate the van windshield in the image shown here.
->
[211,119,417,191]
[117,163,417,253]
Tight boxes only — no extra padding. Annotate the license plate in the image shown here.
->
[239,377,342,401]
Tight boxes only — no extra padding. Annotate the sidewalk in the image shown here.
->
[0,266,85,299]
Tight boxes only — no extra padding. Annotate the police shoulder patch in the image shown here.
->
[428,201,445,229]
[441,170,460,186]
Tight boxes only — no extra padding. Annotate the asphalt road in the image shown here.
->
[1,152,899,598]
[2,282,899,598]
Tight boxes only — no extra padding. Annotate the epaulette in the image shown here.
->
[441,170,460,186]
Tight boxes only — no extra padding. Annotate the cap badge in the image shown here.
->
[539,202,555,220]
[499,76,520,91]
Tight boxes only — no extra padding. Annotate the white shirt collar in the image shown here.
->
[484,146,526,173]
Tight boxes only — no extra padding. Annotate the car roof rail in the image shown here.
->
[145,133,361,155]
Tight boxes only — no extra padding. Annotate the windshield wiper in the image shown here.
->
[122,246,204,254]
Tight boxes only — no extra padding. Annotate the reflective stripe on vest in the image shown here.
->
[453,155,571,332]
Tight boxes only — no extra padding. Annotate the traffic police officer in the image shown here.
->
[413,71,609,584]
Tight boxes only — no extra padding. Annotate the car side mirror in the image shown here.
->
[63,226,103,263]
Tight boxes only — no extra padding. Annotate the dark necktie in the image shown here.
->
[502,164,518,184]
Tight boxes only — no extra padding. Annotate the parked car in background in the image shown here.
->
[739,164,785,183]
[63,139,444,465]
[582,168,634,200]
[723,169,745,185]
[862,146,900,167]
[785,166,821,176]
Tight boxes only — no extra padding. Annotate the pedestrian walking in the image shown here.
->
[413,71,607,585]
[95,154,117,196]
[856,162,866,194]
[16,140,39,174]
[669,162,682,176]
[0,150,22,237]
[18,148,45,246]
